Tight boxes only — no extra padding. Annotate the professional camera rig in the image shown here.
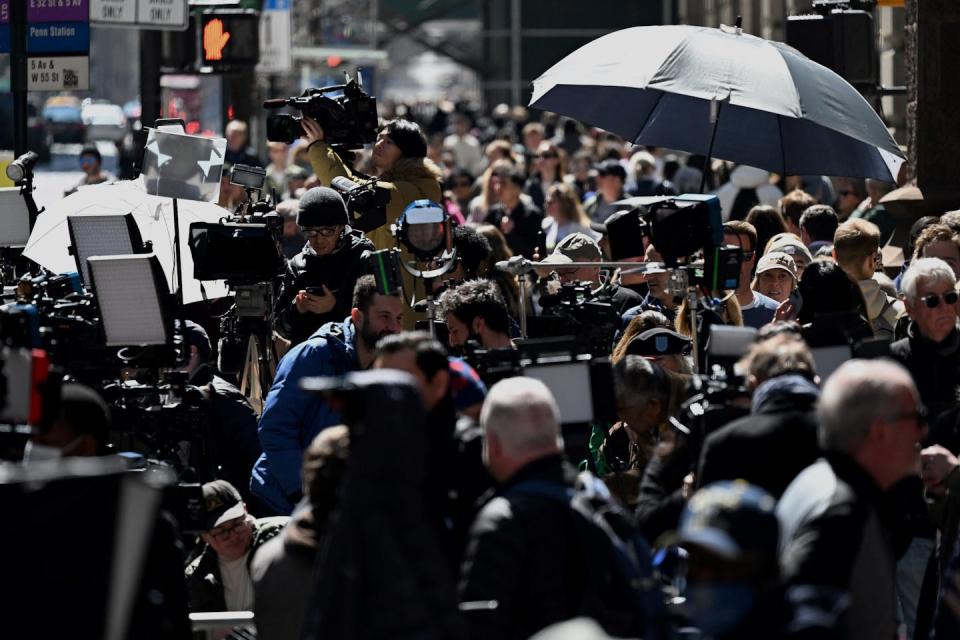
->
[264,75,379,149]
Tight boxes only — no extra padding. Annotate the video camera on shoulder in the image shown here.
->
[264,75,378,148]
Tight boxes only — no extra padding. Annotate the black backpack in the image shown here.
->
[505,471,673,640]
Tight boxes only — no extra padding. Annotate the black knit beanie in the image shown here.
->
[382,119,427,159]
[297,187,349,227]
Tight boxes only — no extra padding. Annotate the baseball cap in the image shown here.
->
[625,328,692,357]
[755,251,797,281]
[673,480,779,560]
[202,480,245,531]
[553,232,602,262]
[766,233,813,265]
[596,159,627,181]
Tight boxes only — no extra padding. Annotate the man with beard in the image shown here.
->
[251,275,404,515]
[440,279,514,353]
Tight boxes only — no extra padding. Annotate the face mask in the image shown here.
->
[685,582,756,637]
[22,440,63,464]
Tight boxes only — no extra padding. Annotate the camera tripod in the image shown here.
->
[222,283,280,416]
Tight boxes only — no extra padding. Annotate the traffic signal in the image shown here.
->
[200,10,260,68]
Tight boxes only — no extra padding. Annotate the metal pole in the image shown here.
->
[510,0,522,106]
[172,197,184,307]
[10,0,28,158]
[518,274,528,338]
[699,97,724,193]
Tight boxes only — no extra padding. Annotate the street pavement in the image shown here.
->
[32,142,119,216]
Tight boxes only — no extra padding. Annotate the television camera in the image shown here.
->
[264,75,379,149]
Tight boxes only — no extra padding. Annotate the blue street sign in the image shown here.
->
[0,24,9,54]
[26,21,89,54]
[263,0,290,10]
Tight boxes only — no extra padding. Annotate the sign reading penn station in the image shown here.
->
[27,21,90,54]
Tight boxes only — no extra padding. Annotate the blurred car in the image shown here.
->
[82,103,128,143]
[43,96,85,143]
[0,95,52,161]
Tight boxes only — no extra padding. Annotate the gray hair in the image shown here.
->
[902,257,956,300]
[818,359,916,454]
[481,377,563,456]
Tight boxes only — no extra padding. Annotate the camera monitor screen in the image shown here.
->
[141,129,226,203]
[524,361,594,424]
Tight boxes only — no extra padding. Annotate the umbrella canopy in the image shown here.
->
[531,24,904,183]
[23,180,230,304]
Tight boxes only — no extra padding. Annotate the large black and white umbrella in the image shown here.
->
[530,24,904,183]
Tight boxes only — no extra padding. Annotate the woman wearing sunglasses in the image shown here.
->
[891,257,960,420]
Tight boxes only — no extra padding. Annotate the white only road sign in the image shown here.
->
[28,55,90,91]
[257,7,291,73]
[90,0,188,30]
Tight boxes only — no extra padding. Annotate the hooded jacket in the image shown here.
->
[698,374,821,498]
[716,165,783,221]
[275,229,375,346]
[857,277,903,341]
[251,319,359,514]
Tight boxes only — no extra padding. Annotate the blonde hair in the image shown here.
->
[675,291,743,338]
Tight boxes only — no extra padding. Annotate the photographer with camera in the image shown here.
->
[539,233,642,315]
[251,276,404,515]
[302,116,442,251]
[275,187,375,346]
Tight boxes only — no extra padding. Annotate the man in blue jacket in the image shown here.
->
[251,275,404,514]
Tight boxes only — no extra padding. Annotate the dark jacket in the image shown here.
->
[777,454,898,640]
[458,455,587,639]
[697,374,820,498]
[275,230,374,346]
[190,364,262,506]
[485,200,546,260]
[251,504,320,640]
[251,319,359,515]
[890,323,960,420]
[303,376,463,640]
[184,516,289,612]
[634,439,692,545]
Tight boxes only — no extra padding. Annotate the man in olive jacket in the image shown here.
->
[184,480,288,612]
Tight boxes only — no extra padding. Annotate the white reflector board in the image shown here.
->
[0,188,32,247]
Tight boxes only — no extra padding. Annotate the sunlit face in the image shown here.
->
[905,277,959,343]
[356,294,405,350]
[372,132,403,170]
[725,232,755,285]
[922,240,960,279]
[756,268,794,303]
[304,225,343,256]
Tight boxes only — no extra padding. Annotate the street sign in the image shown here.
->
[90,0,136,24]
[138,0,188,29]
[263,0,290,9]
[90,0,188,30]
[200,10,259,68]
[0,1,8,24]
[257,7,290,73]
[27,54,89,90]
[26,21,89,54]
[27,0,89,23]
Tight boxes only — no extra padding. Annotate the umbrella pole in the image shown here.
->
[172,197,187,362]
[699,98,724,194]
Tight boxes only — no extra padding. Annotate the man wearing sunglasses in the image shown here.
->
[891,257,960,420]
[185,480,288,612]
[724,220,780,329]
[275,187,374,346]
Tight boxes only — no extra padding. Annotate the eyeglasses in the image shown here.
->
[301,226,340,238]
[889,406,928,426]
[920,291,959,309]
[209,518,247,541]
[741,250,756,261]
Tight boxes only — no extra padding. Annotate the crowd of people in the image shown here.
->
[19,101,960,640]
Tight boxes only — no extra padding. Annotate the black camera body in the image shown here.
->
[265,79,379,148]
[534,282,621,358]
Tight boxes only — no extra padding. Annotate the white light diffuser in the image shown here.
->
[88,254,171,347]
[68,213,143,287]
[0,188,32,247]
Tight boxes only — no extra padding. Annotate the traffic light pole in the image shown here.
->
[10,0,28,157]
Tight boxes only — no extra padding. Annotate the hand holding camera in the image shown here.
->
[295,286,336,315]
[301,116,325,146]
